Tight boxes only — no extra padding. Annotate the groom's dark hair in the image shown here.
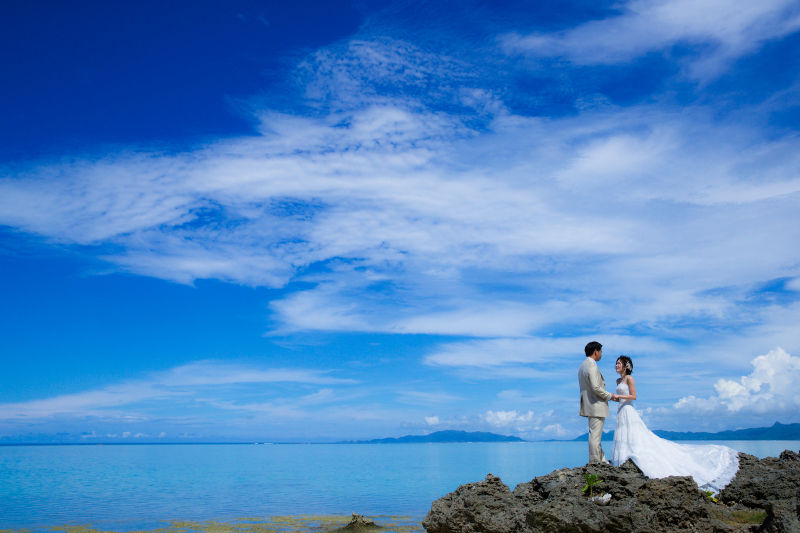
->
[584,341,602,357]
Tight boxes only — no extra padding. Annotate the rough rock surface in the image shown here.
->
[338,513,382,532]
[719,450,800,533]
[422,450,800,533]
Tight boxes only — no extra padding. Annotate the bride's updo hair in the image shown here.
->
[617,355,633,375]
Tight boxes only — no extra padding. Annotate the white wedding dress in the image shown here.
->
[610,381,739,494]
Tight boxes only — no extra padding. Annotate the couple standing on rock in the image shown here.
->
[578,341,739,494]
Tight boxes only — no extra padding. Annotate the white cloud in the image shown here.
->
[298,389,335,404]
[497,390,544,401]
[501,0,800,79]
[424,416,440,426]
[412,410,559,435]
[271,291,569,337]
[674,347,800,417]
[482,410,535,427]
[535,424,570,439]
[0,37,799,400]
[786,277,800,292]
[2,52,800,343]
[397,391,464,404]
[425,336,672,368]
[297,38,471,109]
[0,361,355,420]
[3,90,798,343]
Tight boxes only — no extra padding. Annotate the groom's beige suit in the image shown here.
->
[578,357,612,463]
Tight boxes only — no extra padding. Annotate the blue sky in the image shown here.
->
[2,0,800,443]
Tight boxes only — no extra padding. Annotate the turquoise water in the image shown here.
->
[1,441,798,529]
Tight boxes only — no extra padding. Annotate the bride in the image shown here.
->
[610,355,739,494]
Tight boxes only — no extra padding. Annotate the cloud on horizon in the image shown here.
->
[2,349,799,441]
[0,361,355,420]
[674,347,800,418]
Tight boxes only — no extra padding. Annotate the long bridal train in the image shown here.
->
[610,381,739,494]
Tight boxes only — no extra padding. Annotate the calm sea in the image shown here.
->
[2,441,799,529]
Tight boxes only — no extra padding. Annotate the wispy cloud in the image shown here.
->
[3,79,798,345]
[396,391,465,404]
[425,336,673,368]
[0,361,355,420]
[2,21,800,441]
[500,0,800,79]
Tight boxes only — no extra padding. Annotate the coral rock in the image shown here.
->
[423,451,800,533]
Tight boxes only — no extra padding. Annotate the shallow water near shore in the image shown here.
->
[2,441,798,531]
[0,515,424,533]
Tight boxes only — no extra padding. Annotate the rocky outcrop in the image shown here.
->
[719,450,800,533]
[338,513,383,532]
[422,450,800,533]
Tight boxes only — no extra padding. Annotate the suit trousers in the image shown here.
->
[588,416,607,463]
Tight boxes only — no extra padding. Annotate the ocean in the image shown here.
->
[2,440,799,530]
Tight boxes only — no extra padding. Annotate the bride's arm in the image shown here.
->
[616,376,637,400]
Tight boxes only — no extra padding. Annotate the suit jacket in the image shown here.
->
[579,357,611,418]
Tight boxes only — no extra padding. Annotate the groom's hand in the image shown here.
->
[610,394,618,401]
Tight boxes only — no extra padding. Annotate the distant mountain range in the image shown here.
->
[337,430,525,444]
[337,422,800,445]
[571,422,800,442]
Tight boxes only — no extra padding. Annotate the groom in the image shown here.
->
[578,341,617,463]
